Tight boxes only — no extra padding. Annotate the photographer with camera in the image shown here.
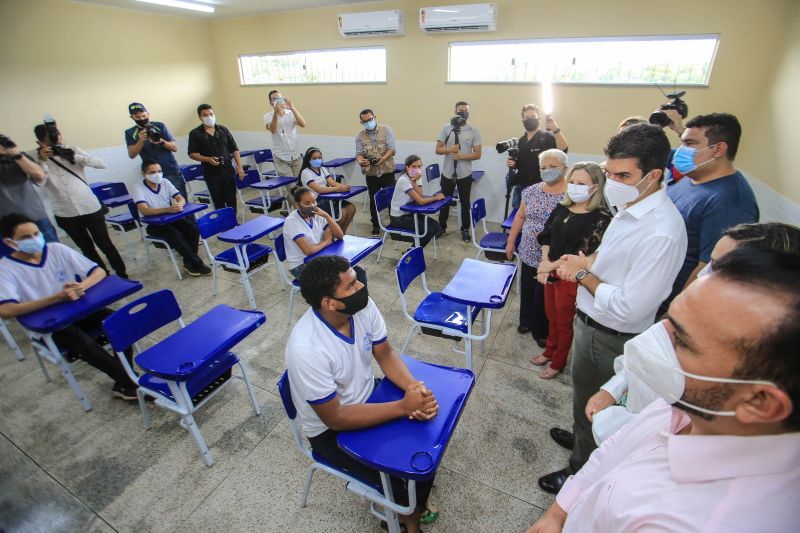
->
[32,122,127,279]
[502,104,569,211]
[355,108,396,236]
[0,133,58,243]
[435,101,482,242]
[125,102,187,199]
[264,90,306,178]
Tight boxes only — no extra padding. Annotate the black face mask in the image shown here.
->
[456,111,469,121]
[332,285,369,315]
[523,117,539,132]
[135,118,149,127]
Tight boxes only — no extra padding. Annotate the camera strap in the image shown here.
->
[49,156,88,186]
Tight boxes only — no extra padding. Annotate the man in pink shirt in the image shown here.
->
[527,247,800,532]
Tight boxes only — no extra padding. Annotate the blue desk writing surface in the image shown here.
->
[135,305,265,381]
[442,259,517,309]
[102,194,133,208]
[400,196,452,216]
[338,356,475,481]
[217,216,285,244]
[140,202,208,225]
[250,175,296,190]
[305,235,382,265]
[501,208,518,230]
[18,276,143,334]
[317,185,368,201]
[323,157,356,168]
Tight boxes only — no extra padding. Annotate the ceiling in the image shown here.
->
[74,0,383,19]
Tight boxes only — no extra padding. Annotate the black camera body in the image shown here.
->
[0,134,16,150]
[495,137,519,155]
[143,123,162,143]
[450,115,466,129]
[43,115,76,164]
[649,91,689,128]
[368,157,379,166]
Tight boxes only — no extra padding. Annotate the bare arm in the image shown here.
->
[434,140,451,156]
[160,139,177,153]
[189,152,217,164]
[267,109,281,134]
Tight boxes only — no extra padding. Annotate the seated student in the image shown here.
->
[0,213,138,400]
[283,186,366,285]
[286,255,440,533]
[389,155,445,248]
[298,147,356,233]
[133,160,211,277]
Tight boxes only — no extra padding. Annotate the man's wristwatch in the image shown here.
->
[575,269,590,283]
[552,128,561,135]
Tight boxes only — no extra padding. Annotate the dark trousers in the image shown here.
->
[309,428,434,510]
[438,176,472,231]
[390,214,440,248]
[367,173,396,227]
[145,218,203,267]
[52,309,135,387]
[542,279,579,371]
[55,209,127,277]
[519,261,549,340]
[204,172,237,215]
[568,317,635,472]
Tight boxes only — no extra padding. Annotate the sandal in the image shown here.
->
[539,366,561,380]
[420,502,439,524]
[530,354,551,366]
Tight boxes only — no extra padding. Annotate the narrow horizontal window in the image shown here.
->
[448,35,719,86]
[238,47,386,85]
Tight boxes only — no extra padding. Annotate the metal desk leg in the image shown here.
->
[43,334,92,412]
[412,215,421,249]
[1,319,24,361]
[233,244,257,309]
[380,472,402,533]
[465,306,473,371]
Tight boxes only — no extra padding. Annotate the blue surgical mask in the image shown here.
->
[310,159,323,169]
[540,168,563,184]
[15,233,46,254]
[363,119,377,131]
[673,144,718,175]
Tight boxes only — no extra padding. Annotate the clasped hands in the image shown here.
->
[403,380,438,421]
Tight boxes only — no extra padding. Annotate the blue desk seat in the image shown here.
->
[374,187,436,262]
[138,353,235,404]
[413,292,480,334]
[213,243,271,272]
[470,198,520,292]
[244,194,286,214]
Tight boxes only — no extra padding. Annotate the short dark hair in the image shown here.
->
[33,124,48,142]
[290,185,314,204]
[725,222,800,254]
[299,256,351,309]
[712,248,800,430]
[685,113,741,161]
[604,123,671,180]
[197,103,213,117]
[455,101,469,109]
[0,213,35,239]
[359,109,374,119]
[268,90,279,102]
[141,160,159,173]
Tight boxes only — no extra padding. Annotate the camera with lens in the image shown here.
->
[450,114,466,129]
[368,157,379,166]
[42,115,76,164]
[144,124,162,143]
[649,90,689,128]
[0,134,18,162]
[495,138,519,155]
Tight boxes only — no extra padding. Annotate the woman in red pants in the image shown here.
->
[533,162,611,379]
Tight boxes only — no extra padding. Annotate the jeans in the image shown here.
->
[35,217,59,243]
[145,218,204,267]
[438,176,472,231]
[390,214,440,248]
[366,173,396,227]
[55,208,127,277]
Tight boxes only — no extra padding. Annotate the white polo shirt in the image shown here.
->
[263,109,299,161]
[0,243,99,305]
[390,174,415,218]
[301,167,330,189]
[577,187,687,334]
[286,298,388,438]
[282,209,329,269]
[132,179,180,209]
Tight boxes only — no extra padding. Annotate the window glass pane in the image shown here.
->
[449,36,718,86]
[239,47,386,85]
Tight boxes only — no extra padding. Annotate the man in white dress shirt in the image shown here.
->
[263,90,306,178]
[539,123,687,493]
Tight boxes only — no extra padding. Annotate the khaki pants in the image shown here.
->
[273,155,302,178]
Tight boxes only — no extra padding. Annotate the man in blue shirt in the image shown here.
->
[124,102,188,198]
[663,113,759,311]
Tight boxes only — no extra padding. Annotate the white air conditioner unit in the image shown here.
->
[420,3,497,33]
[338,10,405,38]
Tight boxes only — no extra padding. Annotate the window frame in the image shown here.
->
[237,45,388,87]
[446,34,720,87]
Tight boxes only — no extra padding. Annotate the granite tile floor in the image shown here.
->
[0,204,574,533]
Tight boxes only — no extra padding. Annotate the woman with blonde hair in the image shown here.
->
[533,162,611,378]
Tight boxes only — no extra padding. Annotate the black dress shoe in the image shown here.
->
[550,428,574,450]
[517,325,530,334]
[534,338,548,349]
[538,468,570,494]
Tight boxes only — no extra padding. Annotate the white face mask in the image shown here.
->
[145,171,163,185]
[202,115,216,127]
[603,172,651,210]
[623,321,776,417]
[567,183,594,203]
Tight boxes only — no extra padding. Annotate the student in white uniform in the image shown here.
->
[0,213,138,400]
[285,255,440,533]
[282,186,367,285]
[298,147,356,233]
[133,160,210,277]
[389,155,445,248]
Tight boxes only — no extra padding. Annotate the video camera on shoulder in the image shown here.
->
[42,115,76,165]
[649,90,689,128]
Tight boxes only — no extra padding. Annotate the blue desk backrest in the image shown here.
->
[396,247,426,293]
[425,163,440,183]
[375,187,395,213]
[471,198,487,226]
[253,149,273,165]
[235,169,261,190]
[197,208,237,239]
[102,289,183,352]
[274,234,287,262]
[277,371,297,419]
[180,164,203,182]
[93,182,129,202]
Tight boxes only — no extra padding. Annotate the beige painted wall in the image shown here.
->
[0,0,216,149]
[210,0,794,200]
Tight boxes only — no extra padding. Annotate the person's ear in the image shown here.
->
[3,237,17,249]
[713,141,729,159]
[735,384,793,426]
